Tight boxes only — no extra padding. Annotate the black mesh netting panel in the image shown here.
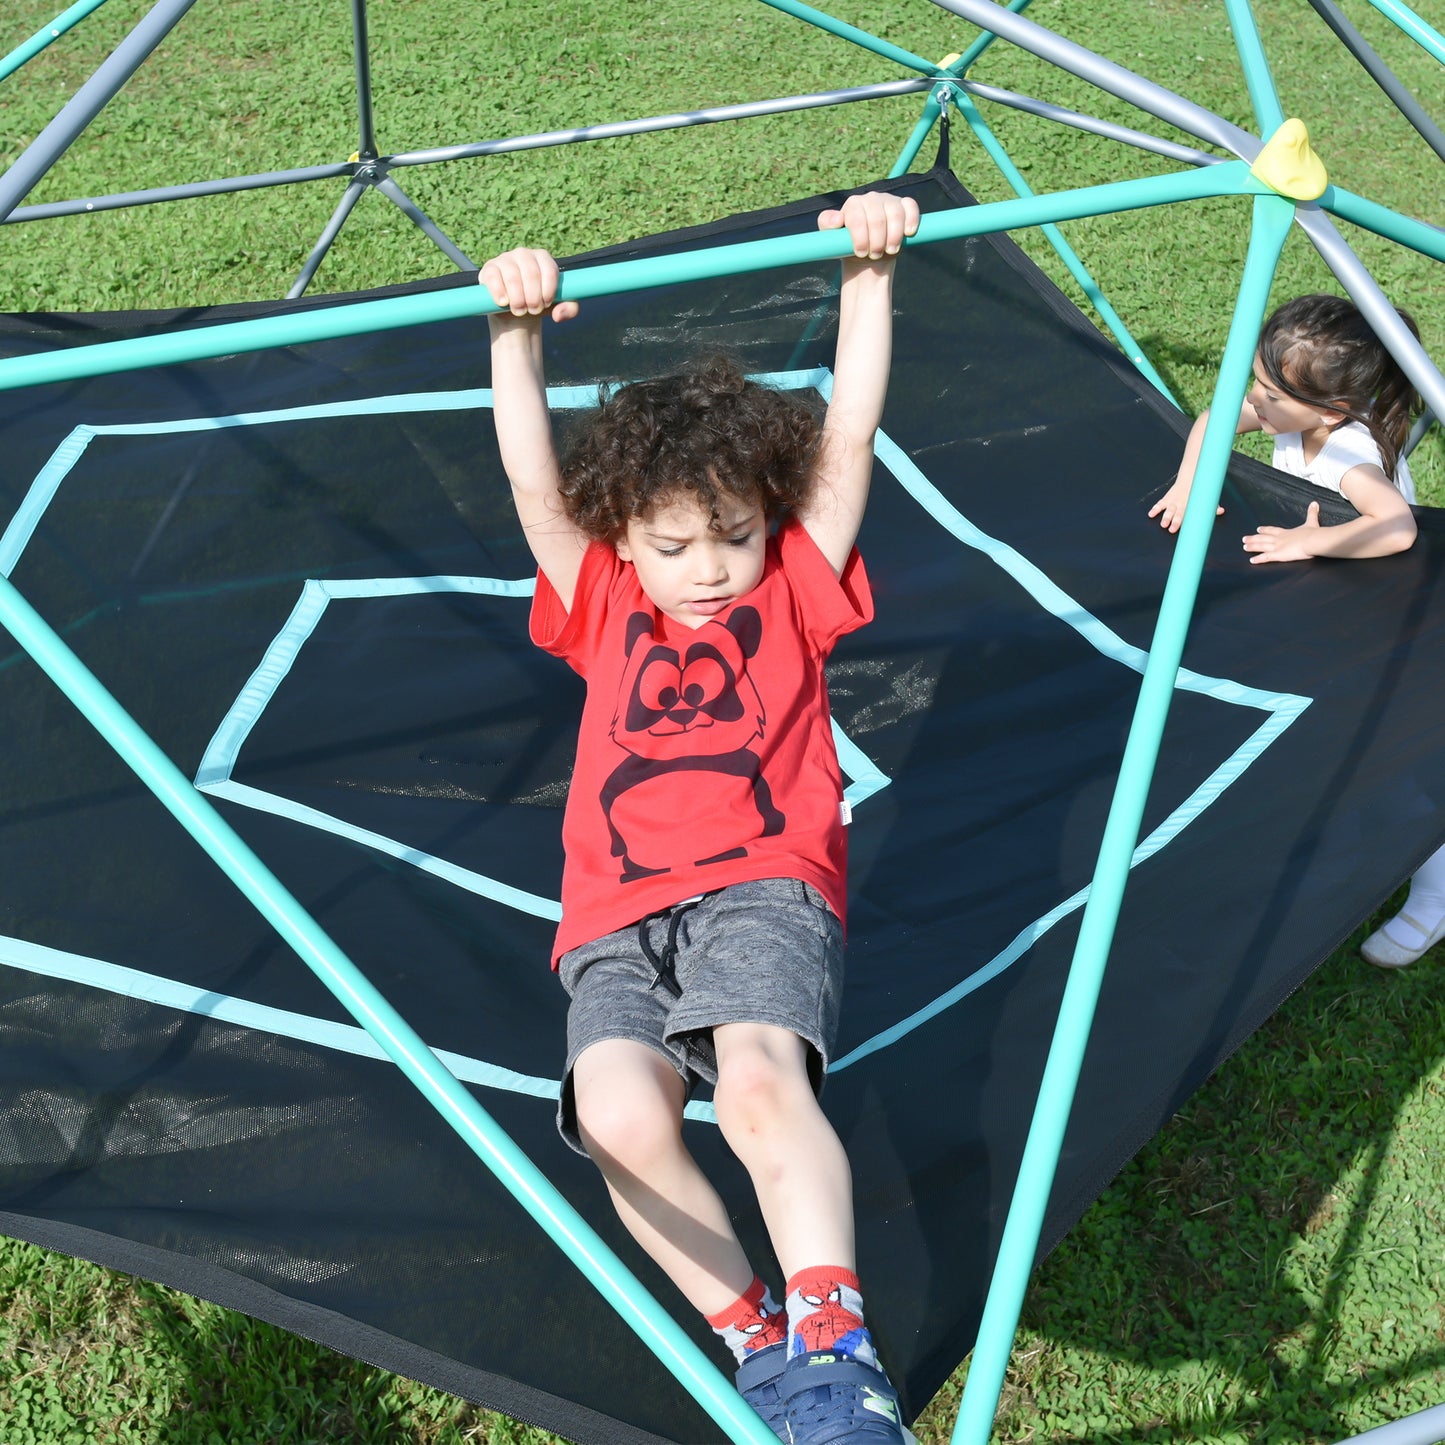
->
[3,170,1445,1443]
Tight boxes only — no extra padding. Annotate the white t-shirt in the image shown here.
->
[1272,419,1416,504]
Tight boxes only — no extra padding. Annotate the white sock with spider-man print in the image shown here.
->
[706,1275,787,1365]
[784,1265,878,1368]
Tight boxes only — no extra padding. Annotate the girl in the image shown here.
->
[1150,292,1438,970]
[1148,292,1420,562]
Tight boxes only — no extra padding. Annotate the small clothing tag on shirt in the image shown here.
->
[839,799,853,827]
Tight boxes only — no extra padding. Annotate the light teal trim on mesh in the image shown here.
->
[833,723,890,809]
[87,388,497,431]
[1364,0,1445,64]
[871,427,1309,717]
[200,777,563,919]
[0,932,723,1125]
[829,700,1305,1072]
[192,574,538,790]
[0,574,773,1443]
[193,580,331,787]
[826,420,1313,1075]
[193,560,887,921]
[5,367,1308,1099]
[0,425,98,575]
[192,574,561,924]
[0,934,560,1099]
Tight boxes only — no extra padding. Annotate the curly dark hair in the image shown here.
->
[558,354,822,541]
[1257,293,1421,482]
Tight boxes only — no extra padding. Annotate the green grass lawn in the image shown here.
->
[2,1,1445,1441]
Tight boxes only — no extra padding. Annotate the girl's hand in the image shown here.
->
[1244,501,1321,563]
[479,248,579,322]
[1148,475,1224,533]
[819,191,920,262]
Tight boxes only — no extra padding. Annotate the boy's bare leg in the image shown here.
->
[711,1022,855,1278]
[572,1038,756,1315]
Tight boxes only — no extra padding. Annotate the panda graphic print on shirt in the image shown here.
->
[530,521,873,964]
[602,605,784,882]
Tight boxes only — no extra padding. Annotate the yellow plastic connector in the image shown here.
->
[937,51,969,81]
[1249,118,1328,201]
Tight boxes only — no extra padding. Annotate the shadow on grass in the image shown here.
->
[917,918,1445,1445]
[128,1275,561,1444]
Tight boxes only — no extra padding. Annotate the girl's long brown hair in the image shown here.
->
[1257,293,1421,483]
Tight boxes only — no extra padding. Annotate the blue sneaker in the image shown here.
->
[736,1340,789,1440]
[780,1350,909,1444]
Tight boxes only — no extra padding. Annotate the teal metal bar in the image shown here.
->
[950,192,1295,1445]
[1321,185,1445,264]
[944,0,1036,74]
[0,0,198,223]
[0,161,1259,395]
[950,89,1179,403]
[888,0,1036,177]
[1364,0,1445,64]
[887,92,942,177]
[0,0,108,84]
[756,0,944,76]
[0,573,779,1445]
[1223,0,1286,136]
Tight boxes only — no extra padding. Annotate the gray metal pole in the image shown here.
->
[350,0,378,160]
[287,176,368,299]
[926,0,1260,159]
[373,173,476,270]
[0,0,199,223]
[2,163,355,225]
[959,78,1224,168]
[2,78,929,235]
[1306,0,1445,164]
[1295,205,1445,424]
[383,79,932,167]
[1332,1401,1445,1445]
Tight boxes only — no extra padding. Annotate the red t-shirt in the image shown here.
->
[530,520,874,964]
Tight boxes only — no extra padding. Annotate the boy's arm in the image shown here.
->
[481,249,588,612]
[1243,464,1417,562]
[1148,400,1261,533]
[799,192,920,578]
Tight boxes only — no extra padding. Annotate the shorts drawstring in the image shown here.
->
[637,898,700,999]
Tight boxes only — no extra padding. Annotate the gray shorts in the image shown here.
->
[555,877,845,1155]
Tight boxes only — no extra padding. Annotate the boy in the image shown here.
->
[482,189,918,1444]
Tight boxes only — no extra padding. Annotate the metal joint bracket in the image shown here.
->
[930,77,965,112]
